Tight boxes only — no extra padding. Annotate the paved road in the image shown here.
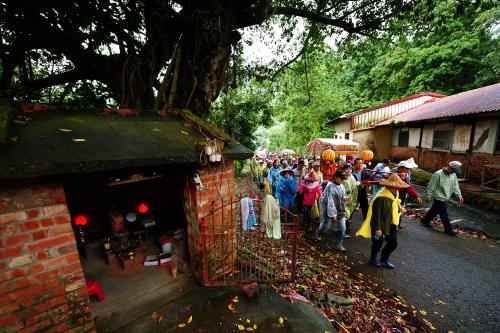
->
[342,206,500,333]
[411,184,500,239]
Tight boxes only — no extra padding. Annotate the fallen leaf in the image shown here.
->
[246,319,251,323]
[245,328,254,331]
[152,128,161,132]
[72,138,86,142]
[151,311,158,320]
[237,324,245,330]
[181,130,189,135]
[158,315,164,322]
[9,136,17,142]
[279,317,284,324]
[436,299,447,305]
[228,303,236,311]
[178,323,186,328]
[253,324,257,329]
[58,128,72,132]
[420,310,427,316]
[187,315,192,324]
[232,296,239,303]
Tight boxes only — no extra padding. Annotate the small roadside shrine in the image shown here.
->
[305,138,359,160]
[0,102,298,332]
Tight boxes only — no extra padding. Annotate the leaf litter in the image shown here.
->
[270,235,436,332]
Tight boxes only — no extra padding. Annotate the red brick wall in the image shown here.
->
[468,152,500,181]
[390,146,500,181]
[0,183,94,333]
[183,160,236,285]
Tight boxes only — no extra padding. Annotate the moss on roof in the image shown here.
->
[0,106,252,180]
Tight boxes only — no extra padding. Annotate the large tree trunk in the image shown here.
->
[155,2,240,117]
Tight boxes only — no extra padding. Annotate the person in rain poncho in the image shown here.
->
[355,173,409,269]
[260,160,273,195]
[341,163,357,237]
[296,171,322,230]
[276,168,297,210]
[316,170,349,253]
[267,159,282,197]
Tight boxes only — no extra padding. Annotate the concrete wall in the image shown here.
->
[421,125,433,149]
[353,126,393,160]
[392,127,420,148]
[332,119,351,134]
[473,120,498,153]
[387,113,500,182]
[409,128,421,147]
[452,124,472,152]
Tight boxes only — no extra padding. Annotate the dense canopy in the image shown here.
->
[1,0,415,116]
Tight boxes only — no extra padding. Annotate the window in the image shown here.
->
[345,133,350,140]
[398,130,409,147]
[433,129,453,150]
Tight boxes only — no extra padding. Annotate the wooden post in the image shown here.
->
[417,125,424,165]
[465,121,476,179]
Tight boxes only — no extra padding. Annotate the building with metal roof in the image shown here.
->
[329,91,446,160]
[329,83,500,184]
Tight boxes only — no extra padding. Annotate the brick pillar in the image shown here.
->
[0,182,95,333]
[183,160,236,285]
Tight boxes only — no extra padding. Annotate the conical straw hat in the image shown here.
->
[378,173,409,189]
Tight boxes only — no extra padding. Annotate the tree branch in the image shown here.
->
[22,70,92,92]
[271,6,358,32]
[270,31,312,81]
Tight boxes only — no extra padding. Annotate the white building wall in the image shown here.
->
[452,124,472,152]
[409,128,421,147]
[473,120,498,153]
[421,125,434,148]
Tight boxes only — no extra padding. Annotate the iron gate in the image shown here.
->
[192,194,299,286]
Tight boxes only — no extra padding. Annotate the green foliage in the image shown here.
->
[341,0,499,103]
[234,0,499,153]
[233,160,244,175]
[271,48,350,150]
[208,79,273,150]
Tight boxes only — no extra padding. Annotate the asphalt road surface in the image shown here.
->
[343,207,500,333]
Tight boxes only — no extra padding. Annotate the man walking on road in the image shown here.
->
[355,173,408,268]
[420,161,464,236]
[353,158,369,219]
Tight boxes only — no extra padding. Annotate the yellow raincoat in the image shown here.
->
[355,187,402,238]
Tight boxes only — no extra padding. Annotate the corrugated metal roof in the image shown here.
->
[328,92,446,123]
[376,83,500,125]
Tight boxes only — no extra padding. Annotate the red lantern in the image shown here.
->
[75,215,87,226]
[137,203,149,214]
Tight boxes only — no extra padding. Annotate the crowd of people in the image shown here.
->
[250,154,464,269]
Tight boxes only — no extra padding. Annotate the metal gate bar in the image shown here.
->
[196,194,299,286]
